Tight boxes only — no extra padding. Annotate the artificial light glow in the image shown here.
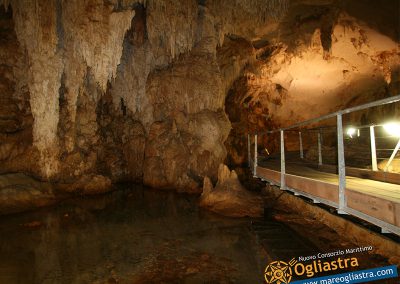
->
[347,127,356,138]
[383,122,400,137]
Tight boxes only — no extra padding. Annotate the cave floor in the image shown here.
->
[0,186,271,284]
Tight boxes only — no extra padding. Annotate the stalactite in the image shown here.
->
[1,0,397,191]
[9,0,63,178]
[59,0,135,151]
[62,0,135,92]
[265,0,289,21]
[146,0,198,62]
[1,0,135,178]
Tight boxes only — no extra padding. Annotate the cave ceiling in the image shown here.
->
[0,0,398,190]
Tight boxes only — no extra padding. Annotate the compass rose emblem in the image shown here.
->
[264,258,297,284]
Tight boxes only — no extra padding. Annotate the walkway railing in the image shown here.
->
[248,94,400,236]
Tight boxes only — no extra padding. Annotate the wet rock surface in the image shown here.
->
[263,184,400,267]
[200,164,264,217]
[0,173,117,215]
[269,210,400,282]
[0,174,57,215]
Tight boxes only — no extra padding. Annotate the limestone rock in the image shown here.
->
[0,0,399,198]
[0,173,57,215]
[224,5,400,165]
[378,158,400,173]
[146,51,225,120]
[97,93,146,183]
[143,110,230,192]
[61,175,113,195]
[0,172,113,215]
[199,164,263,217]
[202,176,214,195]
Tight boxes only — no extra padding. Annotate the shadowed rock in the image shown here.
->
[0,173,57,215]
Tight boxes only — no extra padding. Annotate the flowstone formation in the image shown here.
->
[0,0,288,196]
[0,0,135,190]
[0,0,399,205]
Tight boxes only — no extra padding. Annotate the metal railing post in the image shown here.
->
[280,130,286,190]
[299,131,304,159]
[337,114,347,213]
[370,126,378,171]
[318,130,323,166]
[247,134,251,168]
[254,134,258,176]
[384,138,400,172]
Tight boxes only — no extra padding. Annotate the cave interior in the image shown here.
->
[0,0,399,282]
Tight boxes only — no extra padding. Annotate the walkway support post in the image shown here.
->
[254,134,258,176]
[384,138,400,172]
[337,114,347,214]
[370,126,378,171]
[318,130,323,166]
[299,131,304,159]
[247,134,251,168]
[280,130,286,190]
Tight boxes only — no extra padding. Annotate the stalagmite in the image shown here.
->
[0,1,399,282]
[0,0,398,197]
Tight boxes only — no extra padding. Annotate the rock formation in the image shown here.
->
[199,164,264,217]
[0,0,290,193]
[0,174,57,214]
[0,0,398,201]
[224,1,400,164]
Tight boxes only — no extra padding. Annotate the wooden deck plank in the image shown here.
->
[256,160,400,228]
[285,174,339,203]
[258,160,400,201]
[346,189,398,226]
[256,167,281,184]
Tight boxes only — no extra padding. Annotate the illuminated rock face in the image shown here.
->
[0,0,398,193]
[225,1,400,164]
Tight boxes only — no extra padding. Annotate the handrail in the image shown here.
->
[247,94,400,235]
[248,94,400,134]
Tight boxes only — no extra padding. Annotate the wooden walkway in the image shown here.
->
[255,159,400,235]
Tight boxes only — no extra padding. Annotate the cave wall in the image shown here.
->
[0,0,289,193]
[0,0,398,192]
[0,0,134,185]
[225,0,400,164]
[0,6,33,174]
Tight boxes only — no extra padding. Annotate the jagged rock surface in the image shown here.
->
[0,0,290,193]
[0,0,398,198]
[225,1,400,164]
[199,164,264,217]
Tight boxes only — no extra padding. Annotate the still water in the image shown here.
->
[0,186,266,283]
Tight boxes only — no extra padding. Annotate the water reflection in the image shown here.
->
[0,186,266,283]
